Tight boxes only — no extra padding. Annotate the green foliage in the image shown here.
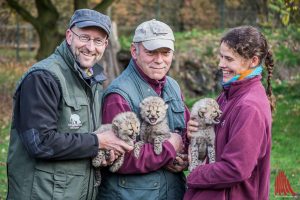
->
[275,44,300,67]
[269,0,300,26]
[0,125,9,199]
[263,24,300,42]
[261,25,300,69]
[119,35,132,51]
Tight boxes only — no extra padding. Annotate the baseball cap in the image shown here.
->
[133,19,175,51]
[69,9,111,36]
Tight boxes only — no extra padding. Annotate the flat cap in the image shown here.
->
[69,9,111,36]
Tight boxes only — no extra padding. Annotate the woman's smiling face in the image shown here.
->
[218,42,252,83]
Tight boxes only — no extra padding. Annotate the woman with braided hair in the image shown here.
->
[185,26,274,200]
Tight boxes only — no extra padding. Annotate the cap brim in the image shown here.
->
[142,39,174,51]
[75,21,110,36]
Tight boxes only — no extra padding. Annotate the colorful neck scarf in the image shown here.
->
[222,65,263,88]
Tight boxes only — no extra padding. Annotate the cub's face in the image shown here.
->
[112,112,140,145]
[140,96,168,125]
[193,98,222,125]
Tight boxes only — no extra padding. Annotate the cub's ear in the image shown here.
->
[112,119,120,132]
[139,101,145,108]
[164,103,169,110]
[198,107,206,118]
[198,111,204,118]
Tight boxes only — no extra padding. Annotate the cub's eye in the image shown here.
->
[156,111,160,114]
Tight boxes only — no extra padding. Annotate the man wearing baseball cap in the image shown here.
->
[7,9,132,200]
[98,19,190,200]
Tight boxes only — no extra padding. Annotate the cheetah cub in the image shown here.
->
[134,96,170,158]
[188,98,222,172]
[92,111,140,186]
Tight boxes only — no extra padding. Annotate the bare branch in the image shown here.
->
[29,0,59,32]
[35,0,59,22]
[6,0,38,27]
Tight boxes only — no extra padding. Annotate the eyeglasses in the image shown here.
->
[70,29,107,46]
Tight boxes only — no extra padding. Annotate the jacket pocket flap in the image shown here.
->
[118,172,160,189]
[63,95,88,111]
[35,160,87,176]
[170,101,185,113]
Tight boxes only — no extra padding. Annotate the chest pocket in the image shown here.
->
[167,99,185,133]
[58,94,90,133]
[118,172,160,200]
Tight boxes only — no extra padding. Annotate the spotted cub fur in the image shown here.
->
[188,98,222,172]
[134,96,170,158]
[92,111,140,186]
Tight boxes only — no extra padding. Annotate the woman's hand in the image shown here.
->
[187,119,199,139]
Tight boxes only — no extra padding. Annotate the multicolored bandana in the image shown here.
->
[222,65,263,88]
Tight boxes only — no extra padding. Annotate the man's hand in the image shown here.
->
[165,154,188,172]
[95,129,133,154]
[187,119,199,139]
[167,132,184,153]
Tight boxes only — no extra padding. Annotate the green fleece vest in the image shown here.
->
[7,41,103,200]
[97,59,186,200]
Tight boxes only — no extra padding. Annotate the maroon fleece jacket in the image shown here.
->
[184,76,272,200]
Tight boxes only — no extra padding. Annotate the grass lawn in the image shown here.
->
[0,125,9,198]
[269,80,300,199]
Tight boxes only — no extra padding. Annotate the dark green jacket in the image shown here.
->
[7,41,104,200]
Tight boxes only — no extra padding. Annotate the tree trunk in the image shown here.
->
[6,0,63,60]
[6,0,116,60]
[74,0,88,10]
[36,27,64,60]
[99,21,121,88]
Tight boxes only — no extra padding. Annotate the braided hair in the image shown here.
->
[221,26,275,112]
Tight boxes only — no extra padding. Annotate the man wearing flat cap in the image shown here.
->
[7,9,132,200]
[98,19,190,200]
